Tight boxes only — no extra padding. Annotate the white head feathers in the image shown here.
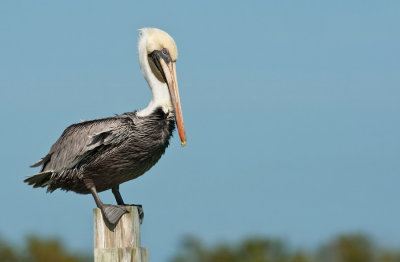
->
[137,28,178,116]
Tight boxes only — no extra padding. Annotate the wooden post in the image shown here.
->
[94,206,149,262]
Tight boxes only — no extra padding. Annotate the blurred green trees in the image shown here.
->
[0,236,91,262]
[0,233,399,262]
[171,234,400,262]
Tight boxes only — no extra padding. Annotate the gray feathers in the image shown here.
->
[30,154,51,168]
[24,171,52,188]
[25,108,175,194]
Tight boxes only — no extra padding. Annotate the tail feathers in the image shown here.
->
[24,171,52,188]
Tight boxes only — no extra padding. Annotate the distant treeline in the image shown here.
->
[0,236,91,262]
[1,233,399,262]
[171,234,400,262]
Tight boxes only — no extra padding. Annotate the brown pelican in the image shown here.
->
[24,28,186,229]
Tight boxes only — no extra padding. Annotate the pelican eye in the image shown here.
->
[161,48,169,55]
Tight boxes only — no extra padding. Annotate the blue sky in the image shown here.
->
[1,0,399,261]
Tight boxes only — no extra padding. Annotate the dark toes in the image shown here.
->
[137,206,144,224]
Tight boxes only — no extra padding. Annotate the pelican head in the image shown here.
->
[137,28,186,146]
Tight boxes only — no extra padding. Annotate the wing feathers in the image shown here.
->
[26,114,132,191]
[30,153,52,168]
[30,116,127,173]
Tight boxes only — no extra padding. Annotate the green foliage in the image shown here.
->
[0,238,18,262]
[1,233,400,262]
[0,235,91,262]
[318,234,374,262]
[171,235,306,262]
[171,234,400,262]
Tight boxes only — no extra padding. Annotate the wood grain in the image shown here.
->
[94,206,148,262]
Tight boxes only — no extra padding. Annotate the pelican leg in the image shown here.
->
[112,185,144,224]
[88,184,128,230]
[112,186,125,205]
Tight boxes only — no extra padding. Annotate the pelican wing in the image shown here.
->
[34,115,129,173]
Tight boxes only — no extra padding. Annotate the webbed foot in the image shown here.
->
[100,204,128,230]
[136,205,144,224]
[111,186,144,224]
[124,204,144,224]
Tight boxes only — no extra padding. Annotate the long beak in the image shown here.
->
[159,59,186,146]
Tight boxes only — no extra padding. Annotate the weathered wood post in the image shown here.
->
[94,206,149,262]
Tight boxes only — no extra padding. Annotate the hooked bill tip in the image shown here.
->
[181,140,187,147]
